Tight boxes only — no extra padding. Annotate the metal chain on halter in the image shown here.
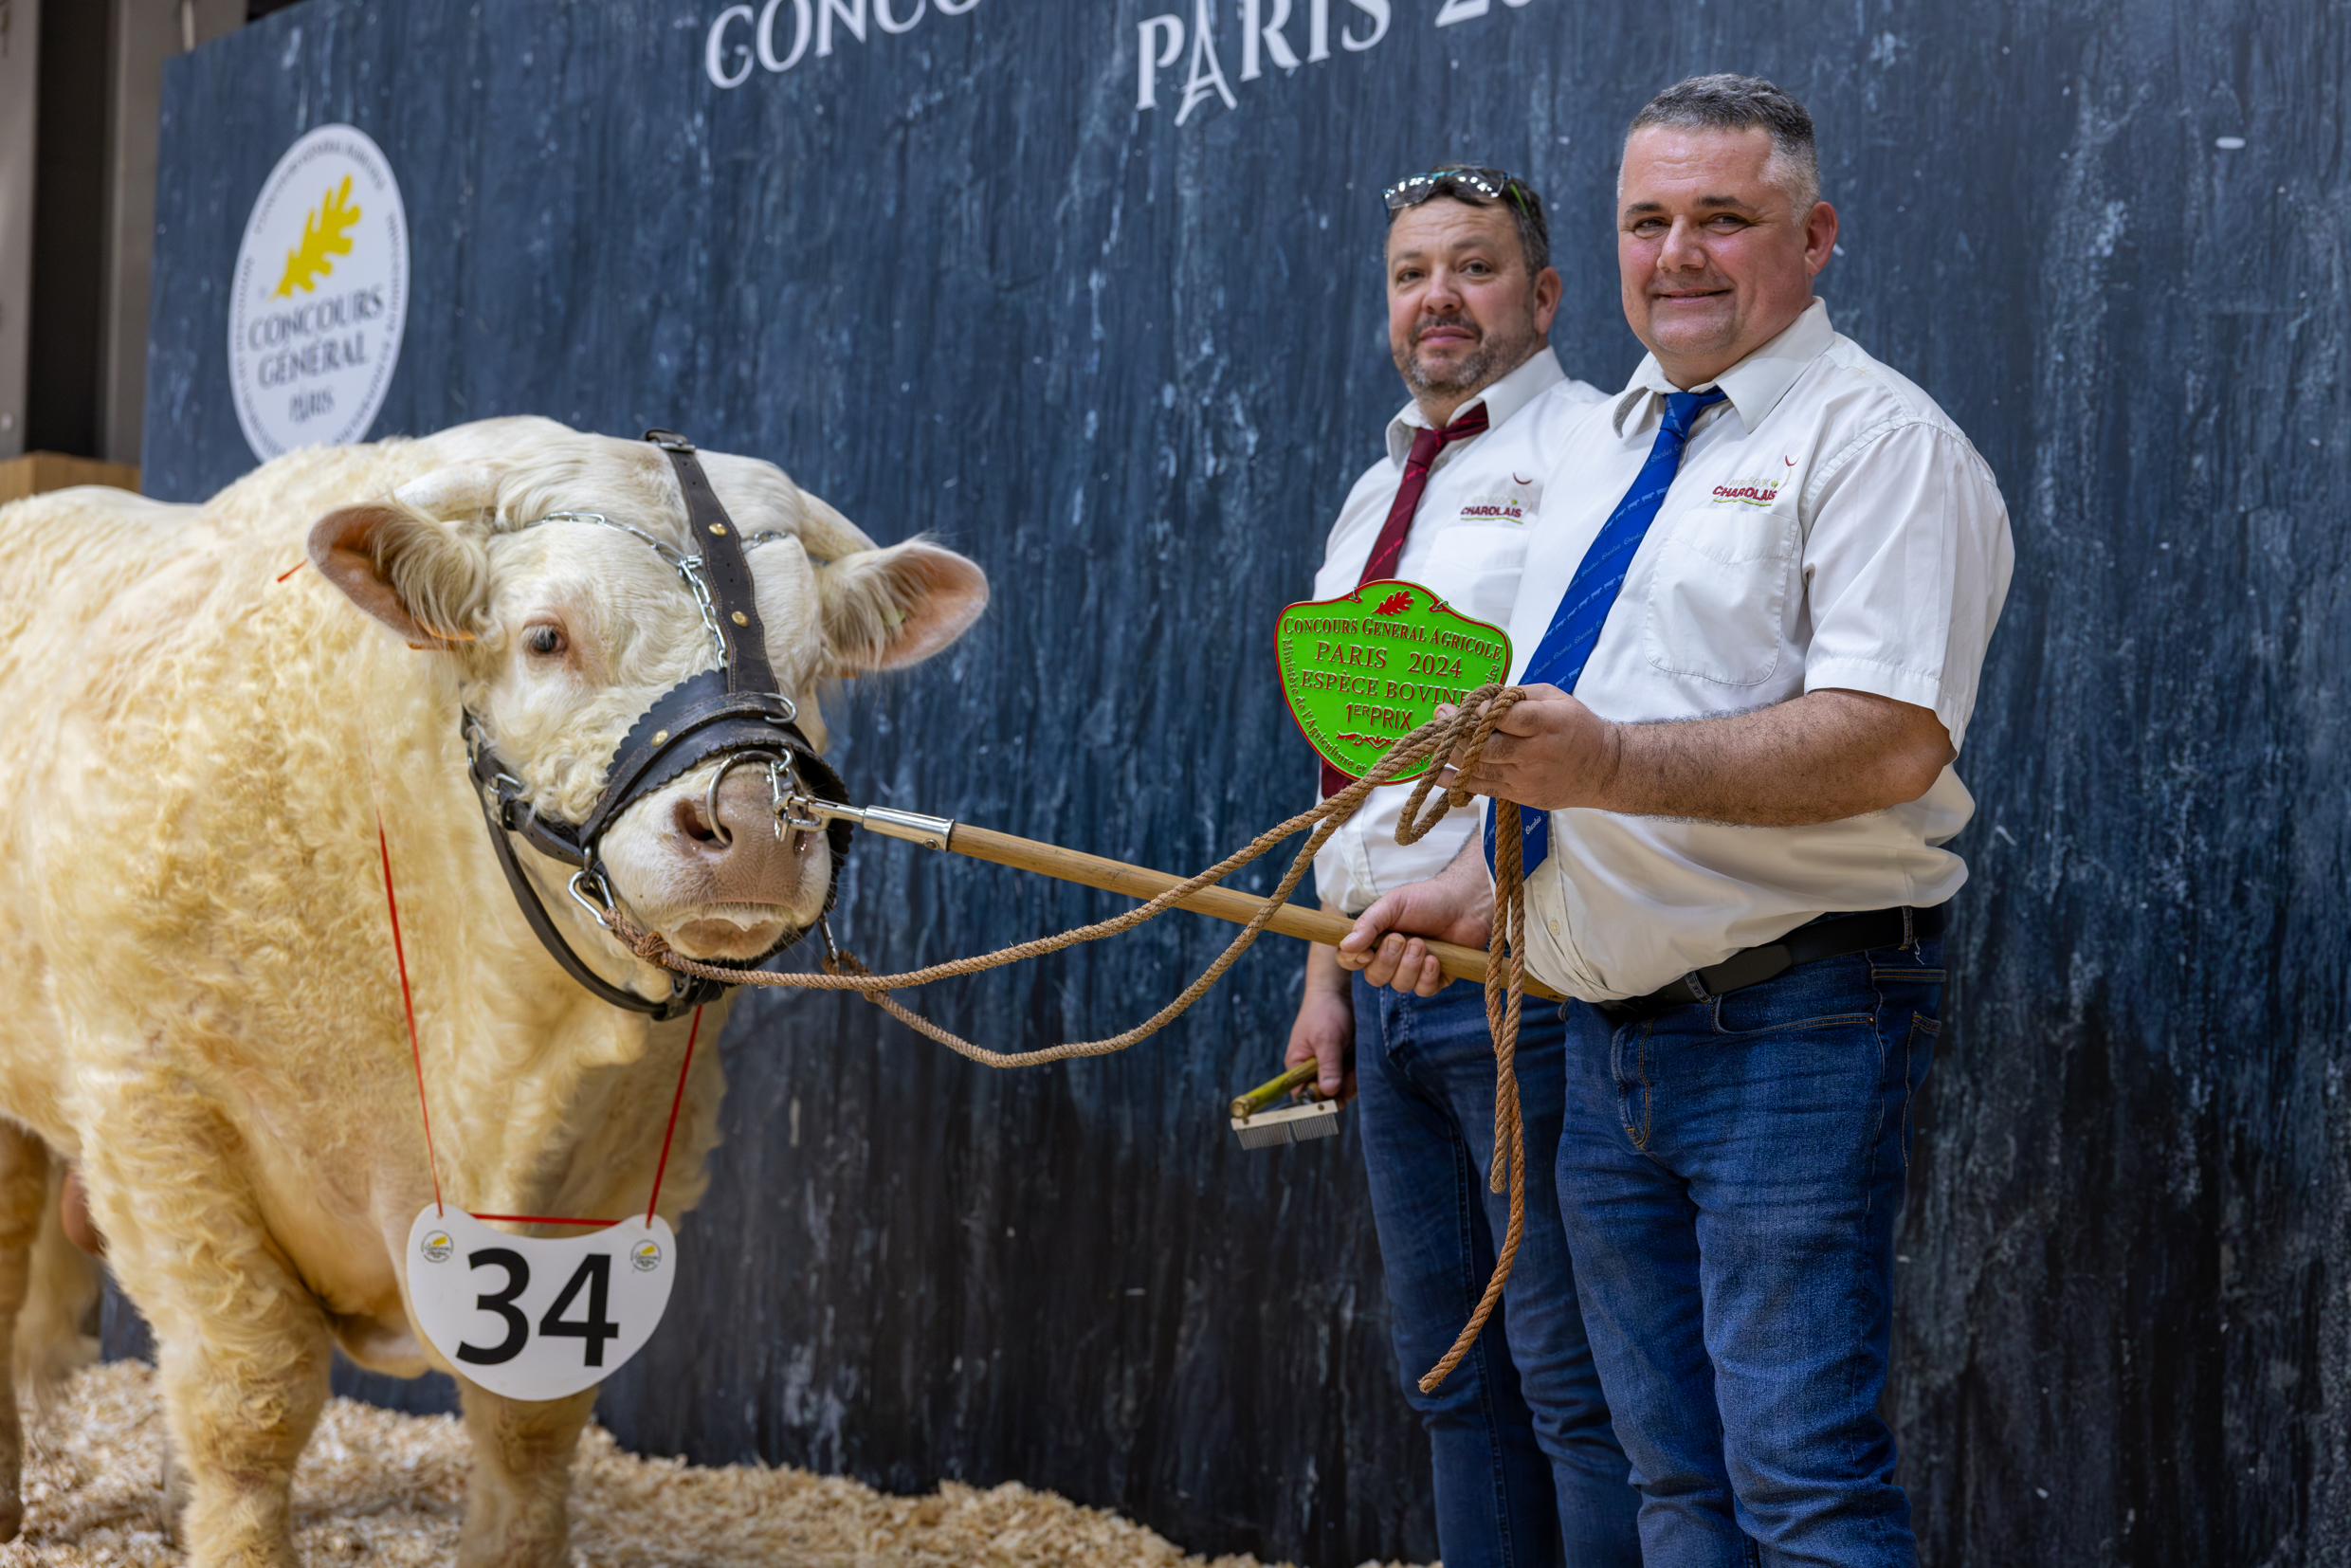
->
[601,684,1537,1390]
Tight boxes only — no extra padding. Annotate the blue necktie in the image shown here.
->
[1485,387,1727,877]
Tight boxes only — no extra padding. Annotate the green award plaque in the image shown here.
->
[1276,578,1513,785]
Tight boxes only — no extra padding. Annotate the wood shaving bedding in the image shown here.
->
[0,1364,1429,1568]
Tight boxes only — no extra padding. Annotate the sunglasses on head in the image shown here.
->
[1382,166,1532,215]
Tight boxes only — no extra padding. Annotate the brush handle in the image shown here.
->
[1230,1061,1321,1120]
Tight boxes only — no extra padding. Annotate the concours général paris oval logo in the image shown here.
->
[228,124,409,463]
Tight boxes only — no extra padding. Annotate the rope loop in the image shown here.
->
[611,683,1536,1388]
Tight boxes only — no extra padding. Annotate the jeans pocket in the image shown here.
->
[1707,956,1877,1035]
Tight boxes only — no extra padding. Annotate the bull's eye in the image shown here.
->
[524,624,568,658]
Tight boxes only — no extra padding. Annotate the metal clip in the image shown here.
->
[567,868,619,928]
[771,795,953,850]
[765,759,817,849]
[818,915,843,969]
[775,786,827,835]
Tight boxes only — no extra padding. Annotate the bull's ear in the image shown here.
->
[817,540,989,673]
[307,501,492,648]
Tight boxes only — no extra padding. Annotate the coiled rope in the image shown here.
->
[605,685,1531,1392]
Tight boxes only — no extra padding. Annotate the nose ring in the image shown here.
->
[702,751,786,850]
[702,763,736,848]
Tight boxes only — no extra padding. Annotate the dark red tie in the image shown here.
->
[1321,401,1492,797]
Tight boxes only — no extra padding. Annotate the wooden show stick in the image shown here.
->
[800,802,1564,1003]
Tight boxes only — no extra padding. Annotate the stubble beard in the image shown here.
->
[1398,314,1540,402]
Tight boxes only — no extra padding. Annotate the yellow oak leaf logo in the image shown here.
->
[272,174,362,298]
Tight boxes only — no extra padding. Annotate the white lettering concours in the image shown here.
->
[701,0,1540,119]
[705,0,983,89]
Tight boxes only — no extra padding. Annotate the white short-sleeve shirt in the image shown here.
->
[1501,300,2014,1001]
[1309,348,1606,916]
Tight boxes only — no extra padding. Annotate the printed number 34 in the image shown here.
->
[454,1249,621,1367]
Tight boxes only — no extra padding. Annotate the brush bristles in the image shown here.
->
[1230,1102,1342,1149]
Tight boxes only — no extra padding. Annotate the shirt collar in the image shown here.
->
[1385,347,1566,466]
[1608,298,1836,438]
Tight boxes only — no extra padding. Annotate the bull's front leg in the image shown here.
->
[0,1122,55,1540]
[82,1117,330,1568]
[456,1382,600,1567]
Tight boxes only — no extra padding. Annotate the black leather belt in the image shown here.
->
[1596,903,1945,1024]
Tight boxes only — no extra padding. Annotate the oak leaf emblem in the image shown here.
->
[273,174,362,298]
[1372,590,1413,616]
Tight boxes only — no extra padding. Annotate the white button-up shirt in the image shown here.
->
[1310,348,1606,915]
[1502,300,2014,1001]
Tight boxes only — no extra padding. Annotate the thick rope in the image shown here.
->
[1389,689,1531,1394]
[605,684,1534,1387]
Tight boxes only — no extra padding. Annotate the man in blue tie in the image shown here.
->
[1336,77,2014,1567]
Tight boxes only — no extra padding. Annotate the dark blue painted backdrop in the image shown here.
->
[132,1,2348,1563]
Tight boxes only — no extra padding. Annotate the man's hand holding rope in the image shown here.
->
[1341,678,1963,996]
[1335,684,1595,998]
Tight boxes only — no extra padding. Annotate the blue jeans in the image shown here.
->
[1355,973,1644,1568]
[1556,937,1944,1567]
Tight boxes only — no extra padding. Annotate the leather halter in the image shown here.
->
[463,429,856,1020]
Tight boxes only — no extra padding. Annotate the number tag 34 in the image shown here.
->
[406,1206,677,1401]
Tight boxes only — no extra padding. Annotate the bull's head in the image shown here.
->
[307,421,987,973]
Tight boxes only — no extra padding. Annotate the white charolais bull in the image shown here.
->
[0,417,987,1565]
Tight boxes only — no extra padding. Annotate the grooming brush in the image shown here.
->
[1230,1061,1343,1149]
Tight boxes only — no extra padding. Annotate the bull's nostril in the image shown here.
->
[674,794,721,847]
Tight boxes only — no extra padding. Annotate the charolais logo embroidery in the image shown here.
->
[1710,477,1785,506]
[1458,482,1538,524]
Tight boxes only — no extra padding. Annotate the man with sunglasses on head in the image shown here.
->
[1339,79,2014,1567]
[1282,165,1642,1568]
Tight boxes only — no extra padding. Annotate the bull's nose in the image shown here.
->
[669,771,811,884]
[672,791,725,848]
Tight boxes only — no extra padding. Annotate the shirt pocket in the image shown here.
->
[1639,504,1797,686]
[1423,524,1531,629]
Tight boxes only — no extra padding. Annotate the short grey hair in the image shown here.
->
[1627,74,1821,211]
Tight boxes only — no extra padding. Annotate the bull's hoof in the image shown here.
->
[158,1443,191,1543]
[0,1494,21,1542]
